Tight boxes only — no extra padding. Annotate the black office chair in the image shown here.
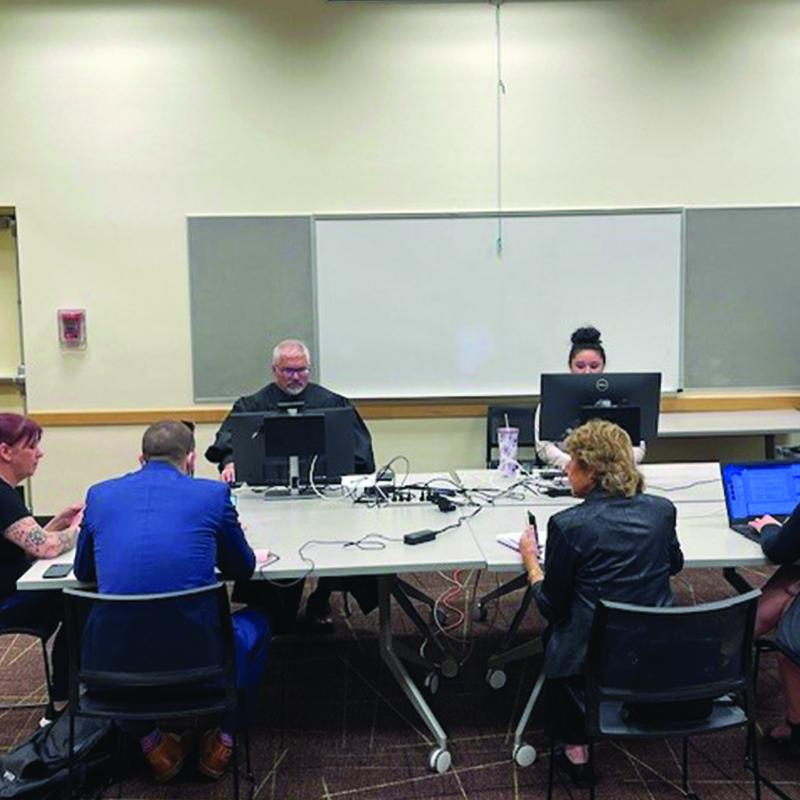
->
[0,624,55,717]
[545,591,762,800]
[485,404,537,469]
[63,583,252,800]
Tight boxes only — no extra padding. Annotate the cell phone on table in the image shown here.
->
[43,563,72,579]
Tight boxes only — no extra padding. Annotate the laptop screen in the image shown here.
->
[720,461,800,522]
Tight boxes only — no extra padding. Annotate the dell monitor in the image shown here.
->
[539,372,661,444]
[229,407,356,493]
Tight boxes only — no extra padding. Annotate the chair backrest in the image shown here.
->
[485,404,537,467]
[63,582,236,707]
[584,590,760,733]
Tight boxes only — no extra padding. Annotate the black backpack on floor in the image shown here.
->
[0,715,113,799]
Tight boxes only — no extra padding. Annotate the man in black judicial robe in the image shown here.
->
[206,339,377,631]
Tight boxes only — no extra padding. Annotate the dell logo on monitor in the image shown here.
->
[595,377,609,392]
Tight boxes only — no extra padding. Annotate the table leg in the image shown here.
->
[377,575,451,772]
[724,567,754,595]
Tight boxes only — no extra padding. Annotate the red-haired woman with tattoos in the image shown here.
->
[0,413,83,723]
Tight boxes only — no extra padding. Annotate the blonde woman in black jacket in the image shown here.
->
[520,419,684,784]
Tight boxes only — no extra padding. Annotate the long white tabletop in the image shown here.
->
[235,491,484,579]
[17,473,476,589]
[455,462,724,506]
[467,501,764,575]
[659,408,800,438]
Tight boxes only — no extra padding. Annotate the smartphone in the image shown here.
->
[527,511,544,564]
[43,563,72,579]
[526,512,538,544]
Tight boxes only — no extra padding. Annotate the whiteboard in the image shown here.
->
[315,213,683,398]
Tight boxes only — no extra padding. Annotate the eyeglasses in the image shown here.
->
[277,367,310,378]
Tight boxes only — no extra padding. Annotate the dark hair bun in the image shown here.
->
[571,326,602,347]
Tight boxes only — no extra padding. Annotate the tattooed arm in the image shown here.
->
[3,515,78,559]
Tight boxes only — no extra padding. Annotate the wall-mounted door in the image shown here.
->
[0,212,25,413]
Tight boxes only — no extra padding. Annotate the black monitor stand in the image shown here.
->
[230,406,356,498]
[266,410,324,497]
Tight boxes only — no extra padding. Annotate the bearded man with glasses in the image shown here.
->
[206,339,376,632]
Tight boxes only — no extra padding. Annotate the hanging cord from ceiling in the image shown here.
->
[494,0,505,256]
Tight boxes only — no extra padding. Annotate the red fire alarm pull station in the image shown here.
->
[57,309,87,349]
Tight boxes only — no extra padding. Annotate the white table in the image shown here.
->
[467,501,764,575]
[19,481,481,774]
[15,463,768,772]
[455,462,724,506]
[659,409,800,457]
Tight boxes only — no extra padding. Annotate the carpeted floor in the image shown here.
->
[1,566,798,800]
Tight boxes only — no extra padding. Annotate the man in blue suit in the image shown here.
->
[74,420,270,783]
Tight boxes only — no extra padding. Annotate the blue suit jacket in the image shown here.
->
[74,460,255,594]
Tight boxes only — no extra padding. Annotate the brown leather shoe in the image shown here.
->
[199,728,233,779]
[145,731,192,783]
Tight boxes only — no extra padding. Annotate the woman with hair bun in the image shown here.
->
[520,419,683,784]
[534,326,646,468]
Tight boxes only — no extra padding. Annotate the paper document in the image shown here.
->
[496,532,545,563]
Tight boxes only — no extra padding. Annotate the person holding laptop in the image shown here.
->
[749,507,800,743]
[534,327,646,468]
[519,419,683,784]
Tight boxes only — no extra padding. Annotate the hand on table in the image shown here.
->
[253,548,271,564]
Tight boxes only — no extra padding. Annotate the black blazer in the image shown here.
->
[532,489,684,679]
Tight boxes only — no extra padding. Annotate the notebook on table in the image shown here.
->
[496,532,545,563]
[720,461,800,542]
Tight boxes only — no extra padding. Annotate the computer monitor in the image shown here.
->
[229,407,356,490]
[539,372,661,443]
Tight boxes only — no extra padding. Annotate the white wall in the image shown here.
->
[2,0,798,510]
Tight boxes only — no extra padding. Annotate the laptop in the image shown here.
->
[720,461,800,542]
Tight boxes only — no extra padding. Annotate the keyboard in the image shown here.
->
[731,524,760,543]
[731,515,788,542]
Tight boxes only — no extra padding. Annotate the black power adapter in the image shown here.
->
[404,529,437,545]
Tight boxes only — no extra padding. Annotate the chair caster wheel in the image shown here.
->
[472,604,487,622]
[441,658,458,679]
[429,746,452,773]
[424,671,440,694]
[486,668,507,689]
[513,742,537,767]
